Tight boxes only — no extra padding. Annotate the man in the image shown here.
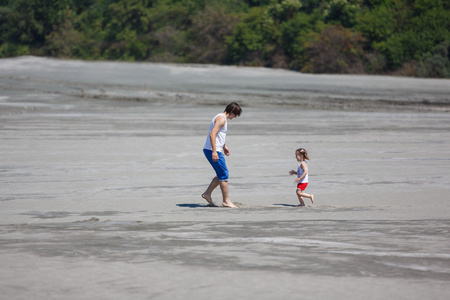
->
[202,102,242,208]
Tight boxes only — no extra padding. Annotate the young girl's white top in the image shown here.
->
[297,162,308,183]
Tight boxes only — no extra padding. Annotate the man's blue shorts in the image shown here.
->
[203,149,229,182]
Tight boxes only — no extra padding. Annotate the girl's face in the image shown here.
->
[296,152,303,162]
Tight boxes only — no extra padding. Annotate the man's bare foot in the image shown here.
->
[297,204,306,207]
[311,194,314,204]
[201,194,216,207]
[222,201,238,208]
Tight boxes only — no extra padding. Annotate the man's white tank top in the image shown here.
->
[204,113,227,152]
[297,162,308,183]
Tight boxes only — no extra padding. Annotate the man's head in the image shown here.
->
[224,102,242,117]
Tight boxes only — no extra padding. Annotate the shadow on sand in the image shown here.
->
[177,203,302,208]
[176,203,215,208]
[273,203,301,207]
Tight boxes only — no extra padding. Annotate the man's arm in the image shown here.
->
[209,115,226,162]
[223,144,230,156]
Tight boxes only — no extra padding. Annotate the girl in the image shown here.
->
[289,148,314,206]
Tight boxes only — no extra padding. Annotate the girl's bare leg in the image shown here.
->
[298,190,314,204]
[202,177,219,206]
[296,190,306,206]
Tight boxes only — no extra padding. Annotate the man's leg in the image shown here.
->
[219,181,238,208]
[202,176,219,206]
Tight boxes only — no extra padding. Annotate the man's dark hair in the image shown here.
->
[225,102,242,117]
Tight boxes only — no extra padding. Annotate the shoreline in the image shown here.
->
[1,56,449,113]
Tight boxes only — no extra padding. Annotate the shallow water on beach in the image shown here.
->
[1,57,450,299]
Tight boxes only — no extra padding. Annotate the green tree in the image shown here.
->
[302,25,365,73]
[2,0,70,45]
[356,5,395,46]
[383,0,450,68]
[281,11,324,69]
[0,0,449,77]
[265,0,303,22]
[245,0,271,6]
[226,6,278,66]
[45,8,84,58]
[188,4,239,63]
[104,0,153,39]
[102,0,153,60]
[324,0,362,28]
[416,40,450,78]
[0,0,77,56]
[147,0,209,62]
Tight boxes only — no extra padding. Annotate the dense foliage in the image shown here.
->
[1,0,449,77]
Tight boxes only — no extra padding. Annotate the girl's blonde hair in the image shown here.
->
[296,148,310,160]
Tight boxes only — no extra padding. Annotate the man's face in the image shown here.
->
[228,113,236,120]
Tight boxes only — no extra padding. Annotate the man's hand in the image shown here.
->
[212,151,219,162]
[223,145,230,156]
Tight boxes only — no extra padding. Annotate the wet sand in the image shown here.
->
[1,56,450,299]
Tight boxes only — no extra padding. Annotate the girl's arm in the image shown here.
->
[289,169,296,175]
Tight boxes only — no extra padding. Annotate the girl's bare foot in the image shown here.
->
[222,201,238,208]
[201,194,216,207]
[298,196,305,207]
[311,194,314,204]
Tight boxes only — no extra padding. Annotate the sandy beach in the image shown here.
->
[1,56,450,299]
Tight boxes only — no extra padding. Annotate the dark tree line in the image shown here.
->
[1,0,449,77]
